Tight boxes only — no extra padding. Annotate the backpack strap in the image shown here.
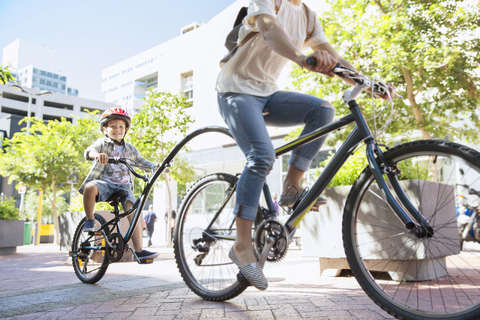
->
[302,3,316,42]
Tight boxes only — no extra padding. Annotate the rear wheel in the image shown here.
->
[343,140,480,319]
[174,173,249,301]
[72,213,110,284]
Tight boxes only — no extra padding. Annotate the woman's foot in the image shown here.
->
[229,246,268,290]
[279,185,327,210]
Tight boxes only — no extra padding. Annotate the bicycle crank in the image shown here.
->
[254,219,289,264]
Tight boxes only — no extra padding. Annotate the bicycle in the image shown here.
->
[71,159,161,283]
[172,61,480,319]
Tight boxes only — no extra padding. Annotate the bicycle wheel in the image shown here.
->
[343,140,480,319]
[72,213,110,284]
[174,173,249,301]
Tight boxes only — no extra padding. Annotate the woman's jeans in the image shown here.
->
[217,91,335,221]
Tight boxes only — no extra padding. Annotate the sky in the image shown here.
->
[0,0,238,101]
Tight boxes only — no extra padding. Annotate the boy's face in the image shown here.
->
[103,119,127,142]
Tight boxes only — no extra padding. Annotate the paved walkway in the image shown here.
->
[0,243,393,319]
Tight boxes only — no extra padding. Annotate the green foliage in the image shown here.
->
[315,149,369,187]
[0,65,16,85]
[128,89,197,194]
[0,197,21,220]
[0,112,101,240]
[289,0,480,144]
[25,190,69,222]
[316,146,432,187]
[69,194,113,213]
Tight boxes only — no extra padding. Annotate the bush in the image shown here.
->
[69,194,113,212]
[0,198,21,220]
[315,149,368,188]
[315,146,427,188]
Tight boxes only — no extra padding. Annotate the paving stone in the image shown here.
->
[129,307,158,317]
[199,308,225,318]
[225,310,274,320]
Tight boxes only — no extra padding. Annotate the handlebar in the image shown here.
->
[106,157,151,182]
[305,57,394,97]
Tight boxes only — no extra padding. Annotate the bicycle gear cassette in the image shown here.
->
[254,219,289,263]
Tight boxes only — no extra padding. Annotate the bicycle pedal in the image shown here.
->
[138,259,154,264]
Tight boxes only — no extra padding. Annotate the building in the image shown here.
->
[3,39,79,96]
[101,0,332,204]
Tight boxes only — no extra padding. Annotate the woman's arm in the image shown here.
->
[255,14,337,75]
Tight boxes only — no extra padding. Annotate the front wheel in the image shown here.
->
[174,173,249,301]
[72,213,110,284]
[343,140,480,319]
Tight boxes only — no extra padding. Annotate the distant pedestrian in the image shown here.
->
[144,205,157,247]
[272,193,279,216]
[164,210,176,242]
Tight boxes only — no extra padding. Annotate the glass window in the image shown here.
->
[47,81,52,86]
[60,76,66,81]
[53,74,58,79]
[62,84,66,90]
[33,68,38,74]
[25,69,28,74]
[181,72,193,103]
[40,79,45,85]
[47,72,52,78]
[41,70,46,76]
[53,82,58,88]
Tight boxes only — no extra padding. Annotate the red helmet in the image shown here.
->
[100,107,131,132]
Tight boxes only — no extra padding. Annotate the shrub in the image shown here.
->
[0,198,21,220]
[69,194,113,212]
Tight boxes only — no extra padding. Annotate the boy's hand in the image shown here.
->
[96,153,109,164]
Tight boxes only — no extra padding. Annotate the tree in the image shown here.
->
[0,113,101,244]
[128,89,196,247]
[289,0,480,145]
[0,65,15,85]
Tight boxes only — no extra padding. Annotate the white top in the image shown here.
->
[101,145,131,185]
[216,0,328,96]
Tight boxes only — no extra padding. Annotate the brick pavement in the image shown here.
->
[0,243,394,319]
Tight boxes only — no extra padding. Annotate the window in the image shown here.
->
[41,70,46,76]
[33,68,39,74]
[62,84,66,90]
[181,72,193,104]
[47,72,52,78]
[60,76,66,81]
[24,69,28,75]
[53,82,58,88]
[40,79,45,85]
[53,74,58,79]
[47,81,52,86]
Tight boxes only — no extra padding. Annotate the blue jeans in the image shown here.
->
[217,91,335,221]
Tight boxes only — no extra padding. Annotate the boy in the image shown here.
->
[78,107,159,261]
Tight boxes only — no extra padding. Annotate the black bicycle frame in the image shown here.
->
[118,126,234,244]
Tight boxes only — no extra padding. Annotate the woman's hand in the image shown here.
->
[300,51,338,77]
[373,83,397,100]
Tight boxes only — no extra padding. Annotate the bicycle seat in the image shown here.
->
[104,190,128,204]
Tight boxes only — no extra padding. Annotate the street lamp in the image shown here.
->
[8,84,52,133]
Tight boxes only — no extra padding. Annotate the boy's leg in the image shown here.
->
[125,200,143,252]
[83,182,99,220]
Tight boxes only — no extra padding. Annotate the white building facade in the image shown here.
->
[101,0,332,207]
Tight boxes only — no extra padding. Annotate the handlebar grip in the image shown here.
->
[305,58,341,73]
[108,158,118,164]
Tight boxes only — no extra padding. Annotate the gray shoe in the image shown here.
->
[82,219,95,233]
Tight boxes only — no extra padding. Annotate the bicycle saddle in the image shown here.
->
[105,190,128,204]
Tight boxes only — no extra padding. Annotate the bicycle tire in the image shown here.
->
[174,173,249,301]
[72,213,110,284]
[343,140,480,319]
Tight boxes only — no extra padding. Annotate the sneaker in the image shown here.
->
[82,219,95,232]
[135,250,160,261]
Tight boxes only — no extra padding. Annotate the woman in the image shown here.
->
[216,0,389,290]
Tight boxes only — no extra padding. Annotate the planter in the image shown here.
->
[0,220,25,255]
[301,180,459,280]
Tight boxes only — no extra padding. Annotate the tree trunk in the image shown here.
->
[401,67,433,140]
[164,172,173,248]
[51,178,60,246]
